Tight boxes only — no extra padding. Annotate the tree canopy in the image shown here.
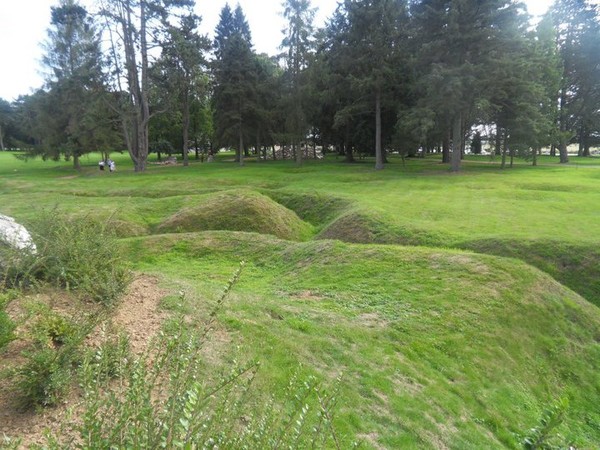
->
[4,0,600,171]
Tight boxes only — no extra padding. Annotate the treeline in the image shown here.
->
[0,0,598,171]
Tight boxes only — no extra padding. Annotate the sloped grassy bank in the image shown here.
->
[124,231,600,448]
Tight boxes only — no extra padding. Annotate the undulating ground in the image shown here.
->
[1,151,600,448]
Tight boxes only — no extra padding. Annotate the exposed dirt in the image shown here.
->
[0,275,169,449]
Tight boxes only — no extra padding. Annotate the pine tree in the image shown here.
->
[38,0,105,169]
[212,3,258,166]
[322,0,410,169]
[280,0,316,165]
[412,0,528,171]
[155,12,210,166]
[550,0,600,161]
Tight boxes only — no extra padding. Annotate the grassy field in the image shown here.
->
[1,151,600,448]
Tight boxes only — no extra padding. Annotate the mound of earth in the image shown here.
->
[263,190,353,226]
[317,210,443,247]
[157,190,313,241]
[460,237,600,306]
[316,210,382,243]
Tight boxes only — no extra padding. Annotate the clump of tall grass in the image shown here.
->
[1,211,131,305]
[0,291,16,350]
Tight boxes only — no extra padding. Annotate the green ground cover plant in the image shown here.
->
[1,151,600,448]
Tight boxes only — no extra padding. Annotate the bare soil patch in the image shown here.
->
[0,275,169,448]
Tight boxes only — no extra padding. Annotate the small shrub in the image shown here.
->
[83,323,130,380]
[15,346,74,408]
[0,242,39,290]
[32,312,78,347]
[14,307,94,409]
[28,212,131,305]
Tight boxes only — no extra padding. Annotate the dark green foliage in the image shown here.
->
[15,346,74,408]
[212,4,259,165]
[320,0,410,167]
[280,0,316,165]
[551,0,600,161]
[470,132,482,154]
[411,0,532,170]
[0,98,13,150]
[34,0,111,169]
[153,10,211,166]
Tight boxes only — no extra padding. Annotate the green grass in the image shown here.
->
[2,150,600,448]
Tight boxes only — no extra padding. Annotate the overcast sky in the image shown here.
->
[0,0,556,101]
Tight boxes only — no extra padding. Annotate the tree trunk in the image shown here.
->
[451,113,462,172]
[0,125,4,150]
[442,132,450,163]
[238,121,244,167]
[494,127,501,156]
[501,130,507,169]
[558,136,569,164]
[532,147,538,166]
[582,128,590,157]
[256,130,261,162]
[295,142,302,166]
[73,153,81,170]
[375,89,383,170]
[118,0,150,172]
[558,80,569,163]
[136,0,150,172]
[182,92,190,167]
[344,142,354,163]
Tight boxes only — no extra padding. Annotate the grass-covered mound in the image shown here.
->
[460,238,600,307]
[126,232,600,448]
[156,190,313,241]
[263,190,353,227]
[317,209,443,247]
